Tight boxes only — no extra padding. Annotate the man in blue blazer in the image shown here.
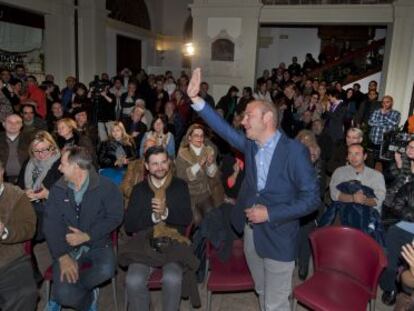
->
[188,68,320,311]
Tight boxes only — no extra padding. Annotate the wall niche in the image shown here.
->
[211,38,235,62]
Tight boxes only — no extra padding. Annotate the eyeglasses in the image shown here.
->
[191,133,204,138]
[33,147,51,154]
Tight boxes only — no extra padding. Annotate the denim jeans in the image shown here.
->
[125,262,183,311]
[52,246,115,311]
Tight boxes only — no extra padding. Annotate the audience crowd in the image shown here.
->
[2,56,414,311]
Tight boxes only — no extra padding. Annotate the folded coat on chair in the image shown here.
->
[118,227,201,307]
[319,180,385,246]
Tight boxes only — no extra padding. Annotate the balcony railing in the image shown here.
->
[305,38,385,84]
[262,0,394,5]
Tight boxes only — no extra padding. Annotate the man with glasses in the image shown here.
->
[0,114,31,183]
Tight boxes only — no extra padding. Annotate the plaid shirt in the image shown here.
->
[368,109,401,145]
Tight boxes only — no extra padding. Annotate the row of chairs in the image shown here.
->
[22,165,389,310]
[205,226,388,311]
[24,226,387,311]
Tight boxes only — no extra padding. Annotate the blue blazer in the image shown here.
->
[196,102,320,261]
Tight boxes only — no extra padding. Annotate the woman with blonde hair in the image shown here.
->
[99,121,136,168]
[317,84,330,112]
[17,130,62,241]
[55,117,96,164]
[176,123,224,224]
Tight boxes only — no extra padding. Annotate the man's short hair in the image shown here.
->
[254,100,278,129]
[72,107,88,117]
[112,76,122,84]
[4,113,23,124]
[14,64,25,71]
[383,95,394,104]
[65,146,93,170]
[347,127,363,139]
[327,88,341,99]
[135,98,146,108]
[144,146,168,163]
[21,103,36,112]
[27,75,37,82]
[348,143,366,154]
[312,119,324,126]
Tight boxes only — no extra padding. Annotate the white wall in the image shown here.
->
[106,19,156,77]
[105,0,192,76]
[256,27,321,78]
[160,0,192,36]
[344,72,381,93]
[143,0,192,72]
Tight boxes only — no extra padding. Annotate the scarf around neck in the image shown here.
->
[24,151,61,191]
[148,169,190,244]
[147,169,173,204]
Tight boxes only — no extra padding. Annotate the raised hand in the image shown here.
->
[187,68,201,100]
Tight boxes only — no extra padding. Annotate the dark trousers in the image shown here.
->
[380,225,414,292]
[297,220,316,272]
[52,246,115,311]
[0,256,38,311]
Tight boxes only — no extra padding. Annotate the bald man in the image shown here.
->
[187,68,320,311]
[0,114,31,183]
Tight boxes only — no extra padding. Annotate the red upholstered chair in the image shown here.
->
[206,239,254,311]
[44,230,119,311]
[293,226,387,311]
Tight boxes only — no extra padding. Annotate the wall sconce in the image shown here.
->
[183,42,195,57]
[156,39,166,61]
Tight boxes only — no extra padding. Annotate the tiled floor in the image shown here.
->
[34,242,394,311]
